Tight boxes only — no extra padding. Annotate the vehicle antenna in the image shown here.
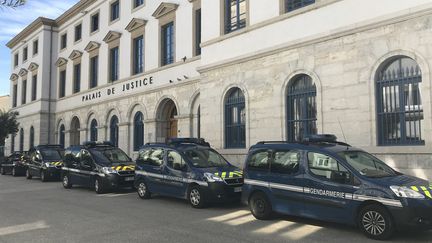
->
[337,118,348,150]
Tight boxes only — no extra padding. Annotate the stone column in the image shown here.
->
[176,115,191,138]
[144,119,157,143]
[118,122,130,152]
[79,128,87,145]
[64,130,71,148]
[98,125,107,142]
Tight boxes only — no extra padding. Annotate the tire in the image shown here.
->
[40,170,48,182]
[188,185,206,208]
[0,167,5,175]
[62,174,72,189]
[94,177,105,194]
[249,191,273,220]
[12,167,17,177]
[26,169,32,179]
[137,181,151,199]
[358,204,395,240]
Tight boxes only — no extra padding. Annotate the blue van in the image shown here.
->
[134,138,243,208]
[242,135,432,240]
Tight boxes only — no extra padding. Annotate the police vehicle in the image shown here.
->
[26,145,65,181]
[0,151,28,176]
[242,134,432,240]
[134,138,243,208]
[61,142,136,194]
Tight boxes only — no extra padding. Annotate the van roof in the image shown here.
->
[250,142,360,155]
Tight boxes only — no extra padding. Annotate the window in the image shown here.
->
[59,124,65,148]
[161,22,174,66]
[138,148,164,166]
[133,112,144,151]
[23,46,28,62]
[90,55,98,88]
[75,24,82,42]
[19,128,24,152]
[197,106,201,138]
[271,150,300,174]
[31,74,37,101]
[90,119,98,142]
[21,79,27,105]
[14,53,18,67]
[11,134,15,152]
[167,150,186,170]
[73,63,81,93]
[59,70,66,98]
[247,151,269,171]
[307,152,351,184]
[33,40,38,55]
[287,74,317,142]
[110,47,119,82]
[224,0,246,33]
[12,84,17,107]
[29,126,34,148]
[225,88,246,148]
[134,0,144,8]
[61,33,67,49]
[376,57,424,145]
[133,36,144,74]
[91,13,99,33]
[195,8,202,56]
[110,116,119,147]
[285,0,315,13]
[110,1,120,21]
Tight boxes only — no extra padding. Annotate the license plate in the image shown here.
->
[125,177,134,181]
[234,187,242,192]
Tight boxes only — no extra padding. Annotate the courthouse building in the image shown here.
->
[6,0,432,179]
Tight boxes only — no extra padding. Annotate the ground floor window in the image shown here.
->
[225,87,246,148]
[110,116,119,147]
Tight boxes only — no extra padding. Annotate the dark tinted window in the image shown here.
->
[138,148,164,166]
[271,150,300,174]
[247,150,269,171]
[167,151,186,170]
[308,152,350,184]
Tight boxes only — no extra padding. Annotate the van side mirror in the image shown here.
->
[331,171,351,184]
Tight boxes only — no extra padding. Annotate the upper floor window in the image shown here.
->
[61,33,67,50]
[21,79,27,105]
[161,22,174,66]
[133,36,144,74]
[59,70,66,98]
[14,53,19,67]
[110,1,120,22]
[73,63,81,93]
[224,0,246,34]
[134,0,144,8]
[31,74,37,101]
[12,84,17,107]
[91,13,99,33]
[75,24,82,42]
[23,46,28,62]
[195,8,202,56]
[285,0,315,13]
[90,55,99,88]
[225,87,246,148]
[376,56,424,146]
[33,39,38,55]
[109,46,119,82]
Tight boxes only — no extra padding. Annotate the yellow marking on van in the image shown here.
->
[411,186,419,191]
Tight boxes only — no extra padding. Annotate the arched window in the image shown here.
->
[11,134,15,152]
[197,105,201,139]
[29,126,34,148]
[287,74,317,142]
[90,119,98,142]
[376,56,424,145]
[110,115,119,147]
[19,128,24,152]
[59,125,65,148]
[225,88,246,148]
[133,112,144,151]
[70,117,81,146]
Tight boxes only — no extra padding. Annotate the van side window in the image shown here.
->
[272,150,300,174]
[247,151,269,171]
[139,149,164,166]
[307,152,350,183]
[167,151,186,170]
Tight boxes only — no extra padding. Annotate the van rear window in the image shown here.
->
[247,151,269,171]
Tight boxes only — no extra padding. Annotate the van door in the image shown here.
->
[138,148,166,193]
[164,150,190,198]
[78,149,94,187]
[303,151,357,223]
[267,149,305,216]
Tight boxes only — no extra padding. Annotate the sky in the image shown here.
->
[0,0,79,95]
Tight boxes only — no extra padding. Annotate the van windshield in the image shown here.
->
[40,149,64,161]
[183,148,230,168]
[90,148,131,165]
[337,151,397,178]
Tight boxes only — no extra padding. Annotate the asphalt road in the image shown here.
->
[0,175,430,243]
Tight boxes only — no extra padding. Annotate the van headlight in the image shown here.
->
[204,173,223,182]
[101,167,117,174]
[390,186,425,199]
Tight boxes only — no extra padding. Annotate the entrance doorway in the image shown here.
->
[156,98,178,142]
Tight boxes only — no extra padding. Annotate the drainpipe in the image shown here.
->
[47,26,53,144]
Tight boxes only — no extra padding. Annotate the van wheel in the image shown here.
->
[26,169,32,179]
[189,185,206,208]
[358,204,394,240]
[249,192,273,220]
[137,181,151,199]
[0,167,5,175]
[40,170,48,182]
[62,174,72,189]
[95,178,105,194]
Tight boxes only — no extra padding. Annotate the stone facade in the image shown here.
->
[0,95,9,111]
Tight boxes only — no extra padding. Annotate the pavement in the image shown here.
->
[0,175,430,243]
